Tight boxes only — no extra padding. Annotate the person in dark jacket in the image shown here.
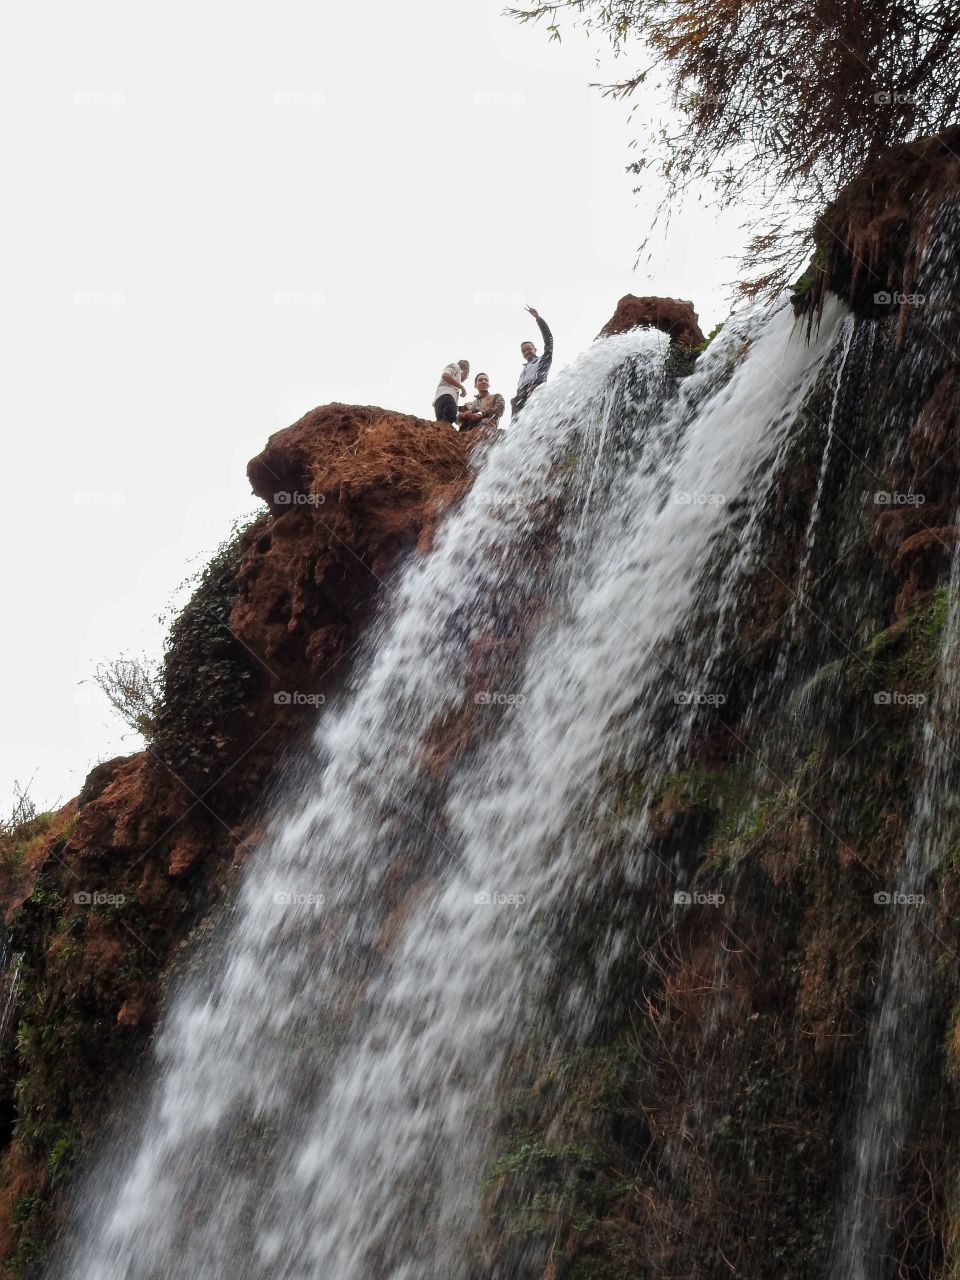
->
[510,307,553,420]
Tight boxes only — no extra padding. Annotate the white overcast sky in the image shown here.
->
[1,0,748,815]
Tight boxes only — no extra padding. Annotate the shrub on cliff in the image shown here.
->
[92,655,160,739]
[90,514,270,790]
[150,514,270,787]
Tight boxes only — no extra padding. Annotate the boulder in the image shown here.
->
[598,295,704,347]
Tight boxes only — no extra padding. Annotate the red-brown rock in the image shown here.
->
[598,296,705,347]
[234,405,473,699]
[892,525,960,616]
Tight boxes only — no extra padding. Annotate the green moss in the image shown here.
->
[4,1228,47,1280]
[488,1139,597,1184]
[859,585,951,689]
[485,1137,606,1243]
[45,1131,74,1185]
[795,658,845,703]
[691,321,725,356]
[0,812,55,869]
[628,762,752,825]
[9,1196,37,1230]
[24,888,61,912]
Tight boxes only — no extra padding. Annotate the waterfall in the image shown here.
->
[53,297,848,1280]
[783,315,856,638]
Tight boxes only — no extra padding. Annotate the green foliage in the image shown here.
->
[0,784,56,871]
[691,321,725,356]
[24,888,61,912]
[488,1139,596,1184]
[9,1195,38,1229]
[45,1131,75,1184]
[486,1136,606,1241]
[510,0,960,292]
[92,655,161,739]
[151,515,269,783]
[859,585,952,688]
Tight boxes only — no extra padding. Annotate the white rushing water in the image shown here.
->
[56,297,846,1280]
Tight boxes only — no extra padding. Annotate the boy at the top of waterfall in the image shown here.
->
[510,306,553,420]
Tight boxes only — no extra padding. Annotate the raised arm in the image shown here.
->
[535,315,553,374]
[525,306,553,382]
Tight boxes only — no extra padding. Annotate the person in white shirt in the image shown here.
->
[433,360,470,424]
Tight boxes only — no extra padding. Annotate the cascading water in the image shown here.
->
[53,297,848,1280]
[774,314,857,671]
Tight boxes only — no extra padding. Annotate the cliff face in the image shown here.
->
[235,403,476,698]
[5,143,960,1279]
[0,407,477,1274]
[794,124,960,326]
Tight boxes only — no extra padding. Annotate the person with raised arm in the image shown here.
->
[510,306,553,420]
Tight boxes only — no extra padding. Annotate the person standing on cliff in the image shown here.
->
[434,359,470,425]
[510,307,553,420]
[459,372,505,432]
